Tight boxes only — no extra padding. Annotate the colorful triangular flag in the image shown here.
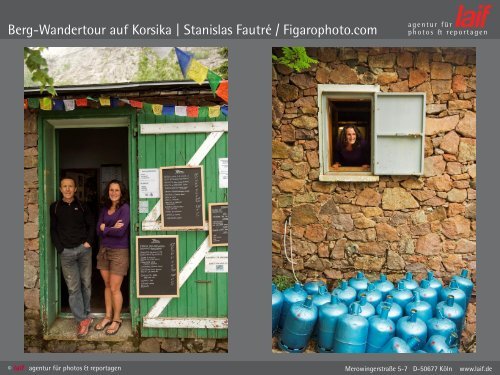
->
[216,80,228,102]
[221,105,228,117]
[175,48,193,78]
[187,59,209,84]
[207,70,222,93]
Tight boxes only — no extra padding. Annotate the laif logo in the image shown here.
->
[8,364,26,372]
[456,4,492,27]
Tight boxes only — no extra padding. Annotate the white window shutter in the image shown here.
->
[373,93,426,175]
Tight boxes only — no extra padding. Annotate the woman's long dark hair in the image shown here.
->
[101,179,129,209]
[339,125,363,150]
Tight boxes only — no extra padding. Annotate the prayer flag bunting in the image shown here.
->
[162,105,175,116]
[175,106,187,117]
[63,100,75,111]
[28,98,39,109]
[99,97,111,106]
[152,104,163,116]
[76,98,88,107]
[87,96,98,102]
[221,105,228,117]
[208,105,220,118]
[53,100,65,111]
[120,99,130,105]
[198,106,208,118]
[187,106,199,117]
[111,97,121,107]
[129,100,143,109]
[187,59,209,84]
[143,103,153,113]
[207,70,222,93]
[175,48,193,78]
[216,80,228,102]
[40,97,53,111]
[24,99,28,110]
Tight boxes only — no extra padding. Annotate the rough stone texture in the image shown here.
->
[416,233,442,255]
[382,188,419,210]
[355,188,381,207]
[426,115,459,136]
[456,111,476,138]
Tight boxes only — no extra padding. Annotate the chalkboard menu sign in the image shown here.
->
[136,235,179,298]
[160,166,205,230]
[209,203,228,247]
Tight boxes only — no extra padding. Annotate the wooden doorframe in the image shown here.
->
[37,108,139,334]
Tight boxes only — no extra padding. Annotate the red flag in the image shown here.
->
[24,99,28,110]
[129,100,143,109]
[76,98,88,107]
[216,80,228,102]
[187,106,199,117]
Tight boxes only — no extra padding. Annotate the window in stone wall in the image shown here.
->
[319,84,426,182]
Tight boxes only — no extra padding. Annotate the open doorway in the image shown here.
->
[58,127,130,314]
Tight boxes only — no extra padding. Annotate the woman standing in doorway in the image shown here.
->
[95,180,130,335]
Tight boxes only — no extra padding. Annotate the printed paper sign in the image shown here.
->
[139,200,149,214]
[219,158,228,189]
[139,168,160,198]
[205,252,228,273]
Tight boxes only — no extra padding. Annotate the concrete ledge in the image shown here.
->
[44,317,132,342]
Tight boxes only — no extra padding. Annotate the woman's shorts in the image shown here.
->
[96,247,129,276]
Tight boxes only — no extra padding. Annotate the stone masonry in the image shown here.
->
[24,88,227,352]
[272,47,476,350]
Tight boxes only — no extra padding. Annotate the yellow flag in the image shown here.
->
[187,59,208,84]
[208,106,220,118]
[40,97,53,111]
[152,104,163,116]
[99,97,111,106]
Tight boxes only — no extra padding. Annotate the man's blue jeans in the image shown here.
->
[60,244,92,322]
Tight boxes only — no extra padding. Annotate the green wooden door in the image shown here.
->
[38,119,59,330]
[136,110,228,338]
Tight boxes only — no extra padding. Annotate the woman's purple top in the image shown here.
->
[97,203,130,249]
[334,140,370,167]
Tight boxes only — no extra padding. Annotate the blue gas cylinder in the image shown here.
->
[374,274,395,299]
[333,302,369,353]
[440,279,467,311]
[423,332,459,354]
[426,308,457,339]
[436,295,465,338]
[272,284,284,335]
[376,296,403,324]
[312,285,332,337]
[405,291,433,323]
[349,271,369,294]
[366,305,396,353]
[396,309,427,350]
[361,282,383,309]
[304,279,326,296]
[356,293,376,318]
[317,295,348,353]
[426,271,443,296]
[452,269,474,306]
[389,281,413,310]
[279,296,318,353]
[379,336,421,353]
[400,272,419,291]
[279,282,307,329]
[416,279,439,314]
[332,280,357,306]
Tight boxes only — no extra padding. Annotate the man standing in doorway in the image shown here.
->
[50,177,95,337]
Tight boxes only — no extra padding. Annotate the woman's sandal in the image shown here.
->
[94,317,112,331]
[105,320,122,336]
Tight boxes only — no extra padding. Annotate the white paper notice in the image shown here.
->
[219,158,228,189]
[205,252,228,273]
[139,200,149,214]
[139,168,160,198]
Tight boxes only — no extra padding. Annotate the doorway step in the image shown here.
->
[43,316,132,342]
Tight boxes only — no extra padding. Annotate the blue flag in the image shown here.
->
[162,105,175,116]
[53,100,65,111]
[175,48,193,78]
[221,105,228,117]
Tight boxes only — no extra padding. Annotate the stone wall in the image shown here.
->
[23,88,227,352]
[272,47,476,349]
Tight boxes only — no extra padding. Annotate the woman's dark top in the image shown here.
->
[334,140,370,167]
